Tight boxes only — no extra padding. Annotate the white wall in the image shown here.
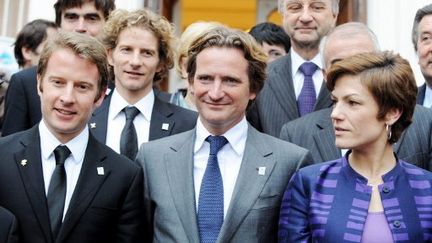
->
[367,0,431,86]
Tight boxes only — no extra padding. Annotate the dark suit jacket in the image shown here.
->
[0,207,18,243]
[136,125,313,242]
[279,105,432,170]
[89,91,198,143]
[247,53,332,137]
[0,126,144,243]
[417,83,427,105]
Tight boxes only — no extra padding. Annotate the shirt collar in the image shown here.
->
[194,116,248,157]
[109,88,155,121]
[39,119,89,164]
[290,48,323,75]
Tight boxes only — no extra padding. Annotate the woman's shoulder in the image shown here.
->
[399,160,432,180]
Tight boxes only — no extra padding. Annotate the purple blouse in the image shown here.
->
[361,212,394,243]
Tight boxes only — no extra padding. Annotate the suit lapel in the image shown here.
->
[14,126,53,242]
[89,94,112,144]
[314,84,332,111]
[218,126,276,242]
[57,134,110,242]
[417,84,426,105]
[312,109,340,162]
[149,96,175,141]
[164,130,200,243]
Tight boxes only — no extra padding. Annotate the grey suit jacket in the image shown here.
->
[89,90,198,143]
[279,105,432,170]
[247,53,332,137]
[136,124,313,243]
[417,83,427,105]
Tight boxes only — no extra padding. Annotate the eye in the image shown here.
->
[142,50,154,57]
[63,13,78,21]
[76,83,91,92]
[286,3,302,12]
[310,3,326,11]
[85,14,101,22]
[348,100,359,106]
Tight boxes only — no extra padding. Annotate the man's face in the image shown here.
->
[282,0,337,50]
[25,27,58,68]
[37,48,104,143]
[60,1,105,37]
[261,42,287,63]
[108,27,161,100]
[416,14,432,85]
[191,47,256,135]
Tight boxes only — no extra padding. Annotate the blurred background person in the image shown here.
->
[13,19,57,70]
[279,51,431,242]
[249,22,290,63]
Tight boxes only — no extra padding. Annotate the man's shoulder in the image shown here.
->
[283,108,331,130]
[155,97,197,117]
[10,66,37,82]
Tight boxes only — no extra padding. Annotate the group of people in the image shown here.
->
[0,0,432,242]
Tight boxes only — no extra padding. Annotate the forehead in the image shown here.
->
[116,27,159,48]
[62,1,104,16]
[285,0,332,6]
[196,47,248,70]
[418,14,432,32]
[325,35,374,64]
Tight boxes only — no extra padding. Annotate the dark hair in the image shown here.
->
[187,26,267,96]
[327,51,417,143]
[412,4,432,51]
[249,22,291,52]
[54,0,115,26]
[38,31,108,101]
[13,19,57,67]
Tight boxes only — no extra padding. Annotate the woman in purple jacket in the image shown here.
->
[279,51,432,242]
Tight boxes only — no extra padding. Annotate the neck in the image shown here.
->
[116,86,151,105]
[291,43,319,61]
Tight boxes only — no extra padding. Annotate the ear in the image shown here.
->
[36,74,43,97]
[22,47,33,62]
[107,49,114,66]
[93,87,106,109]
[385,108,402,126]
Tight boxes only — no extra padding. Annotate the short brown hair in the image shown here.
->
[186,26,267,96]
[54,0,115,26]
[103,8,175,83]
[326,51,417,143]
[37,31,108,100]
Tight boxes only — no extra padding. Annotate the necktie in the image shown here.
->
[198,135,228,243]
[47,145,71,240]
[120,106,140,160]
[298,62,319,116]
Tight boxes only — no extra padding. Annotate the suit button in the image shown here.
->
[393,220,401,228]
[382,186,391,193]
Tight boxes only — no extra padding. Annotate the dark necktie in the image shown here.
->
[298,62,319,116]
[120,106,140,160]
[47,145,71,240]
[198,135,228,243]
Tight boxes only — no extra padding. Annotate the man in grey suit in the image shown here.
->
[247,0,339,137]
[280,22,432,170]
[136,26,313,243]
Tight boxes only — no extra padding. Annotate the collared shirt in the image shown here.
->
[423,84,432,108]
[193,116,248,217]
[39,120,88,220]
[106,88,154,152]
[291,48,324,99]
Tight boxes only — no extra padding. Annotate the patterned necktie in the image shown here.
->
[47,145,71,240]
[198,135,228,243]
[298,62,319,116]
[120,106,140,160]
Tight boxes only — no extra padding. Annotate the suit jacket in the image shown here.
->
[279,105,432,170]
[417,83,427,105]
[0,207,18,243]
[0,126,144,243]
[136,124,313,243]
[247,53,332,137]
[2,66,40,136]
[89,91,197,143]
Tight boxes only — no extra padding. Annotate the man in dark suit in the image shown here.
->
[2,0,116,136]
[89,9,196,160]
[137,26,313,243]
[0,207,18,243]
[412,4,432,107]
[280,22,432,170]
[247,0,339,137]
[0,32,144,243]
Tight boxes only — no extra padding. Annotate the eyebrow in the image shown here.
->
[63,12,102,19]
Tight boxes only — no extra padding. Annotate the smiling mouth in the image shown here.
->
[55,108,76,115]
[125,70,144,76]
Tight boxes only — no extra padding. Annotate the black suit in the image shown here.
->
[0,126,144,243]
[0,207,18,243]
[89,91,197,143]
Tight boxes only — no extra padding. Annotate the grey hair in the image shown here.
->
[412,4,432,52]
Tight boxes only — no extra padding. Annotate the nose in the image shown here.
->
[130,51,142,67]
[330,102,343,121]
[60,84,76,104]
[74,18,87,33]
[299,7,313,22]
[208,80,224,100]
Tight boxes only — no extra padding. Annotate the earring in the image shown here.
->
[386,124,392,141]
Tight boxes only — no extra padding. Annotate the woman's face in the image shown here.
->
[330,74,388,151]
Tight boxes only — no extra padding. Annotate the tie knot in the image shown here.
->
[206,136,228,155]
[299,62,318,76]
[54,145,71,166]
[123,106,140,120]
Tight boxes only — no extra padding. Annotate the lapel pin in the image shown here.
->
[105,88,112,95]
[90,123,96,129]
[162,123,169,131]
[21,159,28,166]
[97,167,104,175]
[257,167,266,176]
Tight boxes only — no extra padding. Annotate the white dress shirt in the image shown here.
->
[291,49,324,99]
[423,84,432,108]
[194,117,248,217]
[106,88,154,153]
[39,120,88,220]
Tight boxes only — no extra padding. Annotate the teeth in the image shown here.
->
[58,109,73,115]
